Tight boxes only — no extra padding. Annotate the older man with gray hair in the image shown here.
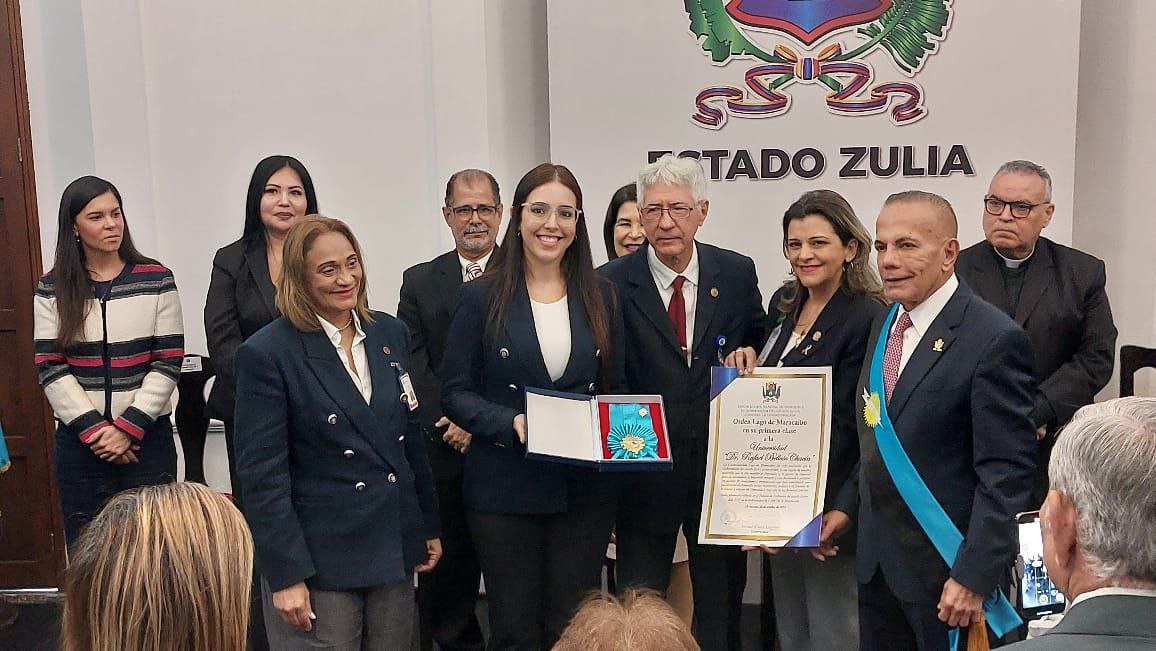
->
[599,154,769,650]
[1007,397,1156,648]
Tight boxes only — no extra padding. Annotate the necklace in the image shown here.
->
[337,315,355,332]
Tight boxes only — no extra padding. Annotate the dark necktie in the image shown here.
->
[668,275,688,354]
[883,311,913,403]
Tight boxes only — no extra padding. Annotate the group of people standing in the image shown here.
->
[33,150,1116,651]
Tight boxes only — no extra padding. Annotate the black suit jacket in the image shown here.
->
[204,237,280,421]
[598,242,769,533]
[762,286,885,536]
[855,280,1037,603]
[397,251,467,478]
[440,276,625,515]
[957,238,1116,431]
[1005,594,1156,649]
[234,312,440,592]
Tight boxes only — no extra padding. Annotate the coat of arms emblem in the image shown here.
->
[686,0,954,128]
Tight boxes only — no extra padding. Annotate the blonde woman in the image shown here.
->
[233,215,441,649]
[61,482,253,651]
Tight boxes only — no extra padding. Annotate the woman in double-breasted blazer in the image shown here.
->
[234,216,440,651]
[441,163,625,650]
[727,190,885,651]
[205,155,319,509]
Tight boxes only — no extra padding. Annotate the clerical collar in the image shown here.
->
[995,244,1035,269]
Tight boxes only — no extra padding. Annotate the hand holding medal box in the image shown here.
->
[523,388,672,471]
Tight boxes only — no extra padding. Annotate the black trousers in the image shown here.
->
[418,471,484,651]
[859,568,966,651]
[223,418,269,651]
[467,499,616,650]
[615,443,746,651]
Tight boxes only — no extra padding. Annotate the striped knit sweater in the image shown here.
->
[34,264,184,443]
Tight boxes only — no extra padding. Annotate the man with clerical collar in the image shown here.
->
[1006,397,1156,649]
[856,191,1037,650]
[397,168,502,651]
[599,154,769,651]
[957,160,1116,506]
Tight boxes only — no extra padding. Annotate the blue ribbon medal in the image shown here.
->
[606,403,659,460]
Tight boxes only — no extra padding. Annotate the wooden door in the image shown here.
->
[0,0,64,588]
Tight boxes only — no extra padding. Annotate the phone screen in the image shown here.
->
[1017,511,1065,617]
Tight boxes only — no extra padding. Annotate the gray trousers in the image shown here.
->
[769,549,859,651]
[262,579,416,650]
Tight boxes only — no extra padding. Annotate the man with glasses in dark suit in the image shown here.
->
[599,154,769,651]
[957,160,1117,506]
[398,169,503,651]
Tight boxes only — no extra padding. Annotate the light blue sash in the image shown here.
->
[866,304,1021,647]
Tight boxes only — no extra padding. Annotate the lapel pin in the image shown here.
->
[812,330,822,342]
[382,345,391,355]
[710,287,719,298]
[932,338,945,352]
[802,345,812,355]
[499,347,510,359]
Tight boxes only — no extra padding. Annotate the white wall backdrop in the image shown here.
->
[17,0,1154,397]
[21,0,550,356]
[548,0,1082,289]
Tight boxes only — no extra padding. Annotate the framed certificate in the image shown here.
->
[698,366,833,547]
[524,387,673,471]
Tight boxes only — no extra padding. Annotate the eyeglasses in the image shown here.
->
[640,203,696,222]
[522,202,581,222]
[984,196,1047,219]
[449,204,498,219]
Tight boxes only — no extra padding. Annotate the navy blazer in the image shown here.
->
[440,276,625,515]
[598,242,769,533]
[855,281,1037,603]
[234,312,440,592]
[957,237,1116,431]
[761,285,884,530]
[397,251,467,479]
[204,237,280,421]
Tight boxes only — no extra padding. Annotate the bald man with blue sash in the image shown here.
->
[855,191,1037,650]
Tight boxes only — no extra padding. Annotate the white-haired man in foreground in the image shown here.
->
[1008,397,1156,648]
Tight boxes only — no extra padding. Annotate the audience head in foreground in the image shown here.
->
[553,589,700,651]
[1043,397,1156,598]
[61,482,253,651]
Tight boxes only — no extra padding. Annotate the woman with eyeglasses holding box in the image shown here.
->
[441,163,626,650]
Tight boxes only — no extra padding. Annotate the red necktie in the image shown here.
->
[883,311,913,403]
[668,275,688,354]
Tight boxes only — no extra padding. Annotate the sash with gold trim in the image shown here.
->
[862,305,1020,648]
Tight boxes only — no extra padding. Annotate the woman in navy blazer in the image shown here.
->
[234,216,440,650]
[205,154,319,507]
[441,163,625,650]
[727,190,885,651]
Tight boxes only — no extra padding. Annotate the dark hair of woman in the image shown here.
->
[776,189,884,314]
[242,155,319,241]
[602,182,637,261]
[52,176,158,352]
[486,163,615,383]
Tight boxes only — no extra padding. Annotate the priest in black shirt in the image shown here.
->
[957,160,1117,505]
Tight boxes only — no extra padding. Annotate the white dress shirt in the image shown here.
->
[647,243,700,365]
[530,295,571,382]
[319,311,371,403]
[890,274,959,374]
[1069,585,1156,608]
[458,249,494,281]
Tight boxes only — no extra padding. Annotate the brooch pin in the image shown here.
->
[812,330,822,342]
[382,346,391,355]
[932,338,945,352]
[710,287,719,298]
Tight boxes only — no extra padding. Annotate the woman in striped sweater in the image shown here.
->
[34,175,185,544]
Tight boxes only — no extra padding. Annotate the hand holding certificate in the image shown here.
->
[699,366,832,547]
